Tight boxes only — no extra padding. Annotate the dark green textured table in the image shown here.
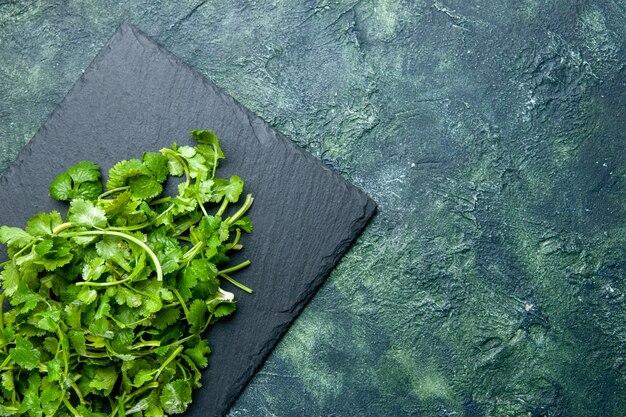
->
[1,1,624,416]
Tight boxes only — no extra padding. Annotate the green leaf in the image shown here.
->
[11,282,41,313]
[33,308,61,332]
[42,336,58,354]
[196,216,229,248]
[143,152,169,182]
[195,177,214,204]
[82,256,106,281]
[178,270,197,302]
[49,161,102,202]
[1,371,14,392]
[106,159,144,190]
[184,339,211,369]
[75,181,103,201]
[67,160,101,183]
[232,216,253,233]
[0,226,33,248]
[64,304,83,329]
[34,237,73,271]
[18,373,42,415]
[77,287,98,305]
[152,307,181,330]
[69,331,86,355]
[188,258,218,283]
[215,301,237,318]
[182,259,219,297]
[129,175,163,200]
[0,261,19,296]
[147,227,182,275]
[114,287,142,308]
[136,280,163,314]
[40,386,62,416]
[110,328,134,355]
[160,379,192,414]
[94,297,111,320]
[177,147,208,179]
[163,152,184,177]
[89,317,113,339]
[95,235,132,272]
[103,190,132,216]
[68,199,107,229]
[207,297,237,318]
[212,176,244,203]
[188,299,207,334]
[47,358,62,382]
[25,211,64,237]
[48,172,73,201]
[132,369,155,388]
[9,337,40,370]
[89,366,118,395]
[190,130,224,158]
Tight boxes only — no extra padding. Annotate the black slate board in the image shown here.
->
[0,24,375,416]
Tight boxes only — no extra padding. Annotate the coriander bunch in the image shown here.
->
[0,130,253,416]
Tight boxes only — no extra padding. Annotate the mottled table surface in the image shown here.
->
[1,1,624,416]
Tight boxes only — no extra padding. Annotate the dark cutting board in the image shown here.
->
[0,24,375,416]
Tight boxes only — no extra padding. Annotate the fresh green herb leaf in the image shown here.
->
[25,211,63,237]
[49,161,103,202]
[9,337,40,370]
[160,379,192,414]
[0,226,33,248]
[68,199,107,229]
[212,176,244,203]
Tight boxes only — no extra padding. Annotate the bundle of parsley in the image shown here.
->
[0,130,253,416]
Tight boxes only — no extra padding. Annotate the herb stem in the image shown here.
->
[227,228,242,249]
[162,149,190,184]
[131,341,161,350]
[106,223,150,232]
[149,196,172,205]
[61,230,163,282]
[81,350,111,359]
[182,241,204,264]
[216,199,229,217]
[155,345,184,379]
[12,239,37,257]
[123,283,157,301]
[62,396,82,417]
[200,313,215,334]
[218,260,251,275]
[170,288,191,323]
[52,222,74,234]
[126,382,159,402]
[156,203,176,219]
[211,144,219,179]
[0,293,4,333]
[225,194,254,226]
[219,273,253,294]
[98,186,130,199]
[198,199,210,218]
[0,355,12,371]
[75,275,134,287]
[70,380,86,404]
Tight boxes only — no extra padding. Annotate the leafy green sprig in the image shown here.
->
[0,130,253,416]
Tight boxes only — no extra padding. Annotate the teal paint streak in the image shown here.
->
[0,0,624,416]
